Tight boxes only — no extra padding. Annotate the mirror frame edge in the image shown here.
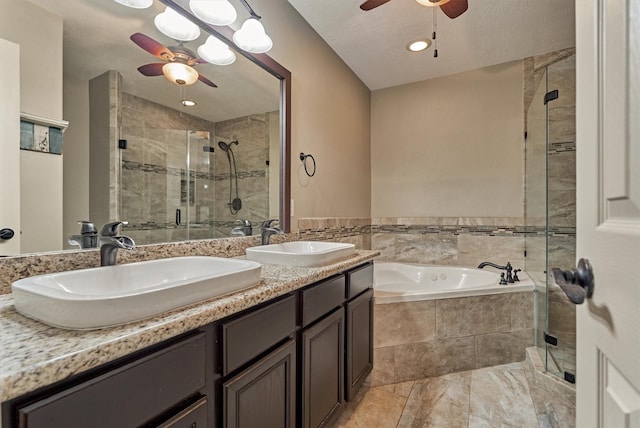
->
[161,0,291,233]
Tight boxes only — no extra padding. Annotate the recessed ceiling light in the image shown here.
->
[181,99,197,107]
[406,39,432,52]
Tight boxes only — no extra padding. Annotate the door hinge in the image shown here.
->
[544,332,558,347]
[544,90,559,105]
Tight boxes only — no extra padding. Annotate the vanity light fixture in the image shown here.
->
[163,62,199,85]
[415,0,450,6]
[154,6,201,41]
[198,36,237,65]
[113,0,152,8]
[406,38,432,52]
[233,18,272,54]
[189,0,237,26]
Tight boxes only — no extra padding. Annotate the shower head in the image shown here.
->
[217,140,239,152]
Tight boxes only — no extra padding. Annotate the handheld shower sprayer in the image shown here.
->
[218,140,242,214]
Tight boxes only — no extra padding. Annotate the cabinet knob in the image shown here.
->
[0,228,15,240]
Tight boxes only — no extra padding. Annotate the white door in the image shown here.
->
[0,38,21,255]
[576,0,640,426]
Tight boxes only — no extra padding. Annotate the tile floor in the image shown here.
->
[332,361,572,428]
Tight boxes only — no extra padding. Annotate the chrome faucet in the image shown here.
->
[231,219,253,237]
[261,219,283,245]
[68,220,98,249]
[99,221,135,266]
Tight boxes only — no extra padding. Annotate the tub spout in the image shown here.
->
[478,261,514,283]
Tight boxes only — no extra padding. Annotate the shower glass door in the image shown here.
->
[119,128,215,245]
[524,50,577,383]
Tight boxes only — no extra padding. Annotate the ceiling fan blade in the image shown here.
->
[198,74,218,88]
[360,0,392,11]
[440,0,468,19]
[137,63,165,77]
[130,33,174,61]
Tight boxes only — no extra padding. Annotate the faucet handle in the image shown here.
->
[261,219,279,229]
[100,221,128,237]
[78,220,97,235]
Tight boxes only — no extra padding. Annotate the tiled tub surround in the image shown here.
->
[298,217,372,250]
[0,249,378,402]
[371,217,528,269]
[371,291,534,386]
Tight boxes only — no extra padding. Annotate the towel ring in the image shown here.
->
[300,152,316,177]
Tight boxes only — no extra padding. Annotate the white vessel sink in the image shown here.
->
[245,241,355,267]
[11,256,262,330]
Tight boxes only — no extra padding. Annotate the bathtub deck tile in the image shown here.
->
[393,336,476,383]
[475,328,535,369]
[374,301,436,348]
[436,294,512,339]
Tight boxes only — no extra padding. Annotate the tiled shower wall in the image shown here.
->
[213,112,276,238]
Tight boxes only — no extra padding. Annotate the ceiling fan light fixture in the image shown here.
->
[189,0,237,26]
[113,0,153,8]
[406,38,432,52]
[154,7,201,41]
[198,36,237,65]
[415,0,450,6]
[163,62,199,85]
[232,18,273,54]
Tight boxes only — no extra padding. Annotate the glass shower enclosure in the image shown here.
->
[119,128,217,245]
[524,51,577,383]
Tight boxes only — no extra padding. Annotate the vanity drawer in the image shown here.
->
[156,396,208,428]
[346,262,374,299]
[17,333,206,428]
[221,294,296,375]
[301,275,345,327]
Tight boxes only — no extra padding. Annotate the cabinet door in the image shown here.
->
[301,308,345,428]
[345,289,373,401]
[223,339,296,428]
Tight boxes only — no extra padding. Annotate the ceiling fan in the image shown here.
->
[130,33,217,87]
[360,0,468,19]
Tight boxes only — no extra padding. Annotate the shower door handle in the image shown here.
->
[175,209,181,226]
[551,258,594,305]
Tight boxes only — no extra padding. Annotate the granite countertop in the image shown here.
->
[0,250,378,402]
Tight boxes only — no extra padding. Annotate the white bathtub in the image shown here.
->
[374,262,534,304]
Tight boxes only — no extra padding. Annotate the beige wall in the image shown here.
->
[371,61,524,218]
[255,0,372,229]
[0,0,64,253]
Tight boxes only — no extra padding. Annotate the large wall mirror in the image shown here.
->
[2,0,290,255]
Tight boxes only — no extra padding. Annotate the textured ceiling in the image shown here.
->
[287,0,575,90]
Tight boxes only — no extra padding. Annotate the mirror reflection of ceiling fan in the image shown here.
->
[130,32,217,87]
[360,0,469,19]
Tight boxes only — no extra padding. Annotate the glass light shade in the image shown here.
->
[406,39,432,52]
[162,63,199,85]
[197,36,236,65]
[415,0,450,6]
[189,0,237,26]
[113,0,152,8]
[232,18,273,54]
[154,7,201,41]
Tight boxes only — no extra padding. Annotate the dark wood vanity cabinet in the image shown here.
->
[2,262,374,428]
[7,331,212,428]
